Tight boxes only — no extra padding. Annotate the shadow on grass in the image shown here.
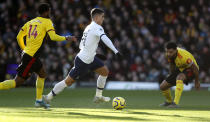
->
[127,111,210,122]
[128,106,210,111]
[49,104,210,111]
[66,112,153,121]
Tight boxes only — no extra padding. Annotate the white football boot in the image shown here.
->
[93,96,111,103]
[42,95,51,104]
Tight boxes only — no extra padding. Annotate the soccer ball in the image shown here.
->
[112,97,126,110]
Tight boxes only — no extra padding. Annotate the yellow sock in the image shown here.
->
[36,77,45,100]
[0,80,16,90]
[174,80,184,105]
[162,88,172,103]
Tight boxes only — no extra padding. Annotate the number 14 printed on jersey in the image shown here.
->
[28,25,38,39]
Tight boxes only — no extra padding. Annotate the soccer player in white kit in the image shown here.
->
[43,8,122,105]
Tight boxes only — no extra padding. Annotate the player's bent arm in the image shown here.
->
[47,30,66,41]
[190,63,199,83]
[16,30,26,50]
[101,35,118,54]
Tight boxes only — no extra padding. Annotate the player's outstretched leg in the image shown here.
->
[0,79,16,90]
[43,80,67,104]
[93,66,110,103]
[0,76,25,90]
[43,76,74,105]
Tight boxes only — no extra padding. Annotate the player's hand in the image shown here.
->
[116,52,123,59]
[66,36,77,42]
[195,81,200,90]
[96,54,107,61]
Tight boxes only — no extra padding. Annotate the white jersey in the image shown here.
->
[78,21,118,64]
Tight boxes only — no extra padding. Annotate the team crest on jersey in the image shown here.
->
[186,58,192,64]
[99,28,103,31]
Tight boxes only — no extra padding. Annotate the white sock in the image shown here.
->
[47,80,67,100]
[96,75,107,97]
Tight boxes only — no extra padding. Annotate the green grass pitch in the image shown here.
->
[0,88,210,122]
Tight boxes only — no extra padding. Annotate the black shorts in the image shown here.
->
[16,53,43,80]
[69,56,104,80]
[165,68,194,86]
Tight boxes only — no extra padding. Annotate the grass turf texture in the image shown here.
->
[0,88,210,122]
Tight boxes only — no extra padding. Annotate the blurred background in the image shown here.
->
[0,0,210,88]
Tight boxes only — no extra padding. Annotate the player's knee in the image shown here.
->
[38,67,47,78]
[160,85,166,91]
[102,67,109,76]
[104,69,109,76]
[38,71,47,78]
[159,81,168,91]
[65,80,75,86]
[39,73,47,78]
[14,77,25,87]
[176,73,185,81]
[65,76,75,86]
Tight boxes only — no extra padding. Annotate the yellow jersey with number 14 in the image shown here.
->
[17,17,65,57]
[174,48,199,72]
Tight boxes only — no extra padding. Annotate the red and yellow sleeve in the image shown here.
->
[46,20,65,41]
[17,23,27,50]
[183,56,193,68]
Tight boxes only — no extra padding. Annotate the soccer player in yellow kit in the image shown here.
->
[0,3,76,108]
[159,42,200,108]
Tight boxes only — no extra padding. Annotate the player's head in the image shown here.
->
[165,41,178,59]
[38,3,51,18]
[91,8,104,25]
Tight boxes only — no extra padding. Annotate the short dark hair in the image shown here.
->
[38,3,50,15]
[166,42,177,49]
[90,8,104,18]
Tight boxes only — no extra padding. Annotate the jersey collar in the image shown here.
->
[92,21,100,26]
